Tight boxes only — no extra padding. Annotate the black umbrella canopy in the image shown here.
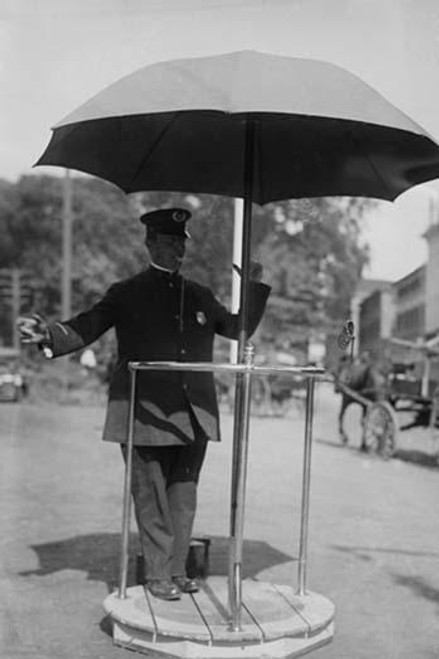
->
[36,50,439,204]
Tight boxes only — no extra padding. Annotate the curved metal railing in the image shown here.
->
[118,345,325,631]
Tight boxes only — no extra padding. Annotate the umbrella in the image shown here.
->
[37,50,439,205]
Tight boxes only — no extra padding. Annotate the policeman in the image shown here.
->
[17,207,271,601]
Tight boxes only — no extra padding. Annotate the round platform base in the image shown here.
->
[104,577,335,658]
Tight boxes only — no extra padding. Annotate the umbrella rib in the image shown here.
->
[127,112,181,190]
[347,128,393,198]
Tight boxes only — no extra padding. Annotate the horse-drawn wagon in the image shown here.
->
[334,352,398,458]
[334,339,439,459]
[387,362,439,434]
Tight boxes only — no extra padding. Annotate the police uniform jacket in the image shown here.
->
[46,266,271,446]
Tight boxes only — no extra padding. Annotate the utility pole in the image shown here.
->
[0,268,26,352]
[11,269,21,352]
[62,169,73,320]
[60,170,73,392]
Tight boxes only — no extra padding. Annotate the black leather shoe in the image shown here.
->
[172,576,199,593]
[146,579,181,600]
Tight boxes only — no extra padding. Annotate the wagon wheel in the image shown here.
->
[429,385,439,430]
[363,401,398,459]
[429,386,439,460]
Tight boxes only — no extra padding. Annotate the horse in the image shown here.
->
[335,352,387,449]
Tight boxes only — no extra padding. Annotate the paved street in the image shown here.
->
[1,383,438,659]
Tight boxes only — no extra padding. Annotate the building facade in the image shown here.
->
[392,266,426,341]
[424,221,439,337]
[350,279,390,356]
[358,284,394,357]
[354,196,439,373]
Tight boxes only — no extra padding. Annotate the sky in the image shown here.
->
[2,0,439,282]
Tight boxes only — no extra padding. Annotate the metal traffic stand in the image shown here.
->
[103,348,335,658]
[34,50,439,657]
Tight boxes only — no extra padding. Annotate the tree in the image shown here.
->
[253,197,372,350]
[0,174,372,371]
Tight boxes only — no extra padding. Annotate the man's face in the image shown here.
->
[147,232,187,271]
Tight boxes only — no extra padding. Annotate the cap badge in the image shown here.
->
[172,210,188,223]
[196,311,207,325]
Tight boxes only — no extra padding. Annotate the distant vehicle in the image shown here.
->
[216,348,305,417]
[0,348,27,402]
[333,336,439,459]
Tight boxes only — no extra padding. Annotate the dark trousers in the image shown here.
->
[121,416,208,580]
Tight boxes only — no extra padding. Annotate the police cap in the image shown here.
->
[140,208,191,238]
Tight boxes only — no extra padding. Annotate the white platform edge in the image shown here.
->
[112,619,335,659]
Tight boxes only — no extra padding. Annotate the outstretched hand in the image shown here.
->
[17,314,50,344]
[232,260,263,283]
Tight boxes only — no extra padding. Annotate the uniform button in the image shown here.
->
[181,348,186,355]
[175,315,179,320]
[183,383,188,390]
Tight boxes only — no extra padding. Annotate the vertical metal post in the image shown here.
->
[119,366,137,599]
[229,118,256,629]
[230,198,244,365]
[236,120,255,361]
[229,344,254,630]
[297,377,316,596]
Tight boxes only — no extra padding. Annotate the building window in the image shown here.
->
[396,305,425,335]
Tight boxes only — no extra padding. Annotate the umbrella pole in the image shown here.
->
[229,119,255,631]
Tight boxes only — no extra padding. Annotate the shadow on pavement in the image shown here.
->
[99,614,113,639]
[393,448,439,470]
[19,532,294,592]
[391,573,439,607]
[331,544,439,561]
[316,436,439,470]
[315,436,347,449]
[19,532,137,593]
[207,535,295,578]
